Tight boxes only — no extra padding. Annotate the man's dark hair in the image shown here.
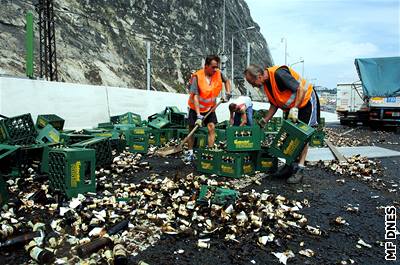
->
[229,103,237,112]
[205,55,220,66]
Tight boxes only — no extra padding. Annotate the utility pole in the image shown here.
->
[246,41,251,96]
[36,0,58,81]
[220,0,227,76]
[146,41,151,91]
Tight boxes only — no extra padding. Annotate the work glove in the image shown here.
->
[195,115,204,127]
[258,117,268,128]
[288,107,299,123]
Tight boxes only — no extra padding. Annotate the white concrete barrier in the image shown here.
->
[0,76,337,129]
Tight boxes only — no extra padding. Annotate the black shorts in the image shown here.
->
[283,90,320,125]
[188,108,218,127]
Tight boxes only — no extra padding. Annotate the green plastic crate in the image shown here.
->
[310,130,325,147]
[37,124,60,144]
[318,117,325,129]
[148,129,174,146]
[196,149,222,175]
[197,185,238,205]
[36,114,65,131]
[84,129,120,140]
[114,124,137,132]
[226,125,262,152]
[0,113,37,145]
[71,137,112,167]
[256,149,278,173]
[48,148,96,198]
[118,112,142,126]
[148,117,170,129]
[97,122,114,129]
[269,119,315,165]
[60,133,94,145]
[219,152,255,178]
[126,134,149,154]
[215,120,230,129]
[0,175,9,206]
[109,138,126,153]
[215,129,226,142]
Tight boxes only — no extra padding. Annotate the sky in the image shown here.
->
[246,0,400,89]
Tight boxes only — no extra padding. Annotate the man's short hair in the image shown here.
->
[205,55,220,66]
[244,64,264,78]
[229,103,237,112]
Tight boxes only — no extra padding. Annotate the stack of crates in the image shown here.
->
[196,149,222,175]
[269,119,315,164]
[36,114,65,131]
[0,113,37,145]
[48,148,96,198]
[0,175,9,206]
[310,117,325,147]
[71,137,112,167]
[219,152,255,178]
[124,127,151,153]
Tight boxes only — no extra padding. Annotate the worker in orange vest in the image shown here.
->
[244,64,320,184]
[184,55,232,162]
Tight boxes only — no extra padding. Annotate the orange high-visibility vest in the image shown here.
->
[188,69,223,112]
[264,66,313,111]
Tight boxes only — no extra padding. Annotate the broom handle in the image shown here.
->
[180,100,224,146]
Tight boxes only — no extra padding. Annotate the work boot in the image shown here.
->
[287,166,305,184]
[270,164,295,179]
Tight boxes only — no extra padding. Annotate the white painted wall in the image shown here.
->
[0,76,336,129]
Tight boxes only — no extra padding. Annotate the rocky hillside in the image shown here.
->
[0,0,273,99]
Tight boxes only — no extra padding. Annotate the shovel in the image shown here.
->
[156,100,224,157]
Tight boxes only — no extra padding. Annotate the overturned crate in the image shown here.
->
[71,137,112,167]
[48,148,96,198]
[60,133,94,145]
[36,124,60,144]
[219,152,255,178]
[36,114,65,131]
[226,125,262,152]
[0,113,37,145]
[197,185,238,206]
[269,119,315,165]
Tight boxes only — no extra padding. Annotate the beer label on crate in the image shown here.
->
[133,144,145,151]
[38,118,47,127]
[49,131,60,142]
[71,161,81,187]
[243,164,253,173]
[201,162,213,170]
[233,139,253,148]
[283,138,301,156]
[221,165,234,173]
[261,161,273,168]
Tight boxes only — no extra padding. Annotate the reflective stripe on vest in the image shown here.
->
[188,69,223,112]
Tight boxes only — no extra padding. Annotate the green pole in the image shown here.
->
[26,11,34,78]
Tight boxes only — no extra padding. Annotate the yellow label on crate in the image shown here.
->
[312,139,321,145]
[49,131,60,143]
[70,161,81,187]
[261,161,273,168]
[233,139,253,148]
[133,129,145,135]
[133,144,145,151]
[38,118,47,127]
[199,138,205,147]
[160,137,166,144]
[299,124,309,132]
[243,164,253,173]
[221,165,234,173]
[149,139,155,144]
[283,138,301,156]
[201,162,213,170]
[96,133,112,137]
